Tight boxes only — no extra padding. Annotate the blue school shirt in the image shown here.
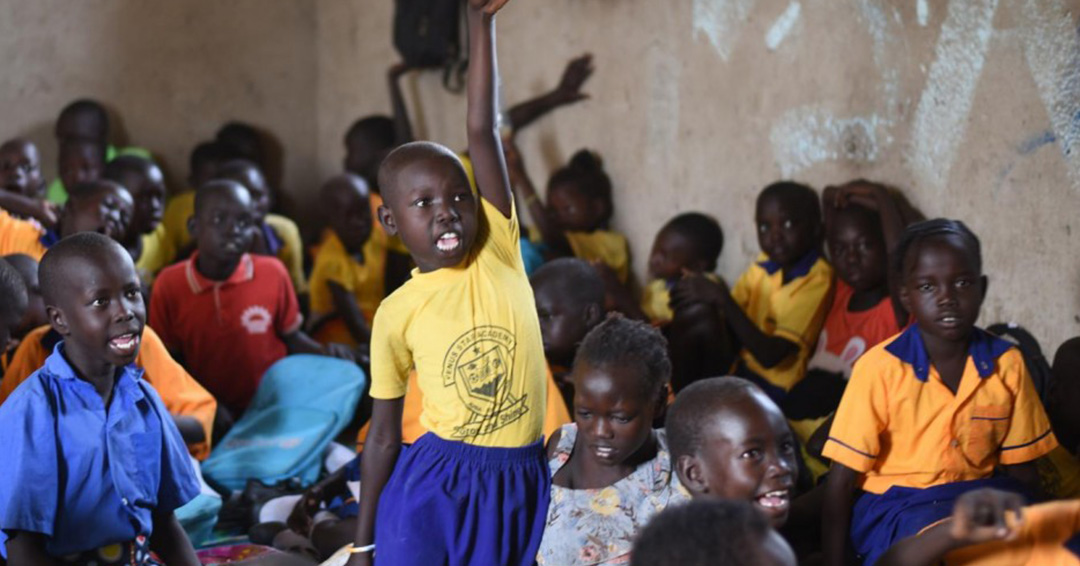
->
[0,343,200,558]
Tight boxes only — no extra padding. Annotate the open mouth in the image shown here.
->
[592,445,617,461]
[436,231,462,253]
[108,332,141,356]
[755,489,791,512]
[938,315,962,328]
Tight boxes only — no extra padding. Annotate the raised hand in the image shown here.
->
[552,54,595,105]
[468,0,511,15]
[670,270,729,311]
[949,488,1025,546]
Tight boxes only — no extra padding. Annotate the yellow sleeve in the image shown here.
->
[162,192,195,254]
[135,225,176,281]
[368,301,412,399]
[822,350,890,472]
[999,350,1058,465]
[476,197,522,269]
[731,266,756,311]
[139,326,217,460]
[272,216,308,295]
[773,269,833,348]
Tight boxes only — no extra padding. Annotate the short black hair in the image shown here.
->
[666,376,760,463]
[39,232,123,306]
[530,258,605,310]
[0,257,28,321]
[631,500,772,566]
[758,181,821,227]
[66,179,127,203]
[104,155,157,191]
[377,141,466,204]
[345,115,396,150]
[57,99,109,141]
[548,149,613,224]
[894,218,982,276]
[319,173,370,211]
[574,314,671,397]
[194,180,249,217]
[216,158,261,181]
[216,121,264,165]
[190,141,228,176]
[664,213,724,271]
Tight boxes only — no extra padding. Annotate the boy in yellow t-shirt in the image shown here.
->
[350,3,549,564]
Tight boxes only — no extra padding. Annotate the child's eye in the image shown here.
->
[414,198,431,208]
[741,449,762,460]
[91,297,108,307]
[758,224,768,233]
[125,289,141,300]
[453,193,470,203]
[783,220,794,229]
[613,415,632,424]
[955,279,971,288]
[918,283,934,292]
[780,440,796,454]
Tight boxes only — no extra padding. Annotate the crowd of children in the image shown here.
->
[1,0,1079,564]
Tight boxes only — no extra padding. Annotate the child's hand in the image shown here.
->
[552,54,595,106]
[32,200,60,228]
[949,488,1024,546]
[670,270,729,310]
[286,485,323,535]
[468,0,510,14]
[323,342,357,363]
[833,183,887,211]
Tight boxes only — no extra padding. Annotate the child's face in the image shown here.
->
[533,283,598,368]
[548,183,600,232]
[0,141,44,198]
[327,181,374,252]
[649,227,700,281]
[827,210,886,292]
[899,237,985,345]
[572,362,660,467]
[678,391,797,527]
[59,141,104,190]
[127,165,166,236]
[755,194,819,268]
[192,186,255,266]
[55,110,104,142]
[226,166,273,222]
[50,246,145,370]
[65,184,133,243]
[380,156,478,273]
[0,301,25,354]
[7,257,47,342]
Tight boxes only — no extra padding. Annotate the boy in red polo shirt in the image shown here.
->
[150,180,351,417]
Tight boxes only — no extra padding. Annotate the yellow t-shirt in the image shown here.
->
[0,208,46,260]
[823,326,1058,494]
[135,223,175,285]
[565,230,630,283]
[265,213,307,295]
[641,273,722,323]
[732,251,833,391]
[309,230,386,327]
[369,198,546,447]
[161,190,195,257]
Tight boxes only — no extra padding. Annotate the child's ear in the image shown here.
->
[46,305,69,337]
[898,281,912,314]
[377,204,398,236]
[582,302,604,329]
[186,215,197,238]
[676,454,708,495]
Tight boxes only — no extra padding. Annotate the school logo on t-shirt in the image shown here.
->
[240,305,273,335]
[443,325,529,440]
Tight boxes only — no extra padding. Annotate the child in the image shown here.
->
[1,254,47,356]
[878,488,1080,566]
[822,219,1058,566]
[349,2,549,564]
[161,141,228,261]
[307,174,381,347]
[536,315,688,565]
[216,159,307,295]
[149,181,348,418]
[642,212,724,323]
[0,258,28,357]
[630,500,797,566]
[104,155,168,275]
[52,179,135,246]
[46,99,109,204]
[0,139,58,227]
[666,377,798,527]
[0,203,47,262]
[0,232,200,565]
[673,182,833,428]
[531,257,606,383]
[344,116,397,192]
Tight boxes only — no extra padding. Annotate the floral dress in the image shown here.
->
[536,424,690,565]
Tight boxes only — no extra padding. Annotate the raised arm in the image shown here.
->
[506,54,594,136]
[388,63,415,145]
[465,0,513,218]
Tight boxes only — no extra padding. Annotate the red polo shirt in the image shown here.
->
[150,253,302,414]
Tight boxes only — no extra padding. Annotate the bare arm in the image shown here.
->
[823,463,859,566]
[149,511,200,566]
[328,280,371,345]
[282,330,356,363]
[388,63,415,145]
[502,138,569,254]
[506,54,594,135]
[346,397,405,566]
[465,1,513,218]
[5,531,61,566]
[0,192,58,227]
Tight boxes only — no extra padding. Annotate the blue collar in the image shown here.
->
[40,229,61,248]
[42,342,145,388]
[758,249,821,279]
[884,323,1013,382]
[261,223,283,256]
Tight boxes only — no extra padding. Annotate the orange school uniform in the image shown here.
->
[0,207,47,260]
[0,325,217,460]
[823,324,1057,495]
[941,499,1080,566]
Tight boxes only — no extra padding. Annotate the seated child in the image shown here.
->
[1,254,47,368]
[161,140,228,260]
[0,232,200,565]
[104,155,168,279]
[51,179,135,246]
[307,174,381,347]
[536,315,689,565]
[878,488,1080,566]
[349,4,551,564]
[642,212,724,323]
[150,181,348,418]
[631,499,797,566]
[216,159,307,295]
[46,99,109,204]
[822,219,1058,566]
[0,138,57,227]
[0,258,28,359]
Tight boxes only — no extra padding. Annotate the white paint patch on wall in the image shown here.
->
[765,2,801,51]
[1020,0,1080,190]
[917,0,930,27]
[908,0,999,192]
[857,0,902,114]
[692,0,757,61]
[770,107,885,177]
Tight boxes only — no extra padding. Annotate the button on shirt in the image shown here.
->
[0,344,199,558]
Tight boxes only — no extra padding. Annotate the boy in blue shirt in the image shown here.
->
[0,232,200,565]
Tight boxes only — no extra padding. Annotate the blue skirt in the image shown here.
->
[851,477,1028,566]
[375,433,550,566]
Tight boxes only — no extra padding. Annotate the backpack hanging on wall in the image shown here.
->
[393,0,468,91]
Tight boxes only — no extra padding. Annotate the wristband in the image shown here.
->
[350,544,376,554]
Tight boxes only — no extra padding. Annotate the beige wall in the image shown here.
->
[3,0,1080,353]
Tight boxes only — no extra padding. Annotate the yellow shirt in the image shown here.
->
[941,499,1080,566]
[369,199,546,447]
[732,251,833,391]
[642,274,722,323]
[0,208,46,260]
[309,230,386,345]
[265,213,307,295]
[135,224,175,285]
[823,325,1058,494]
[161,190,195,257]
[565,230,630,283]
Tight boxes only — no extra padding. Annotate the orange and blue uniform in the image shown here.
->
[823,324,1057,565]
[935,499,1080,565]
